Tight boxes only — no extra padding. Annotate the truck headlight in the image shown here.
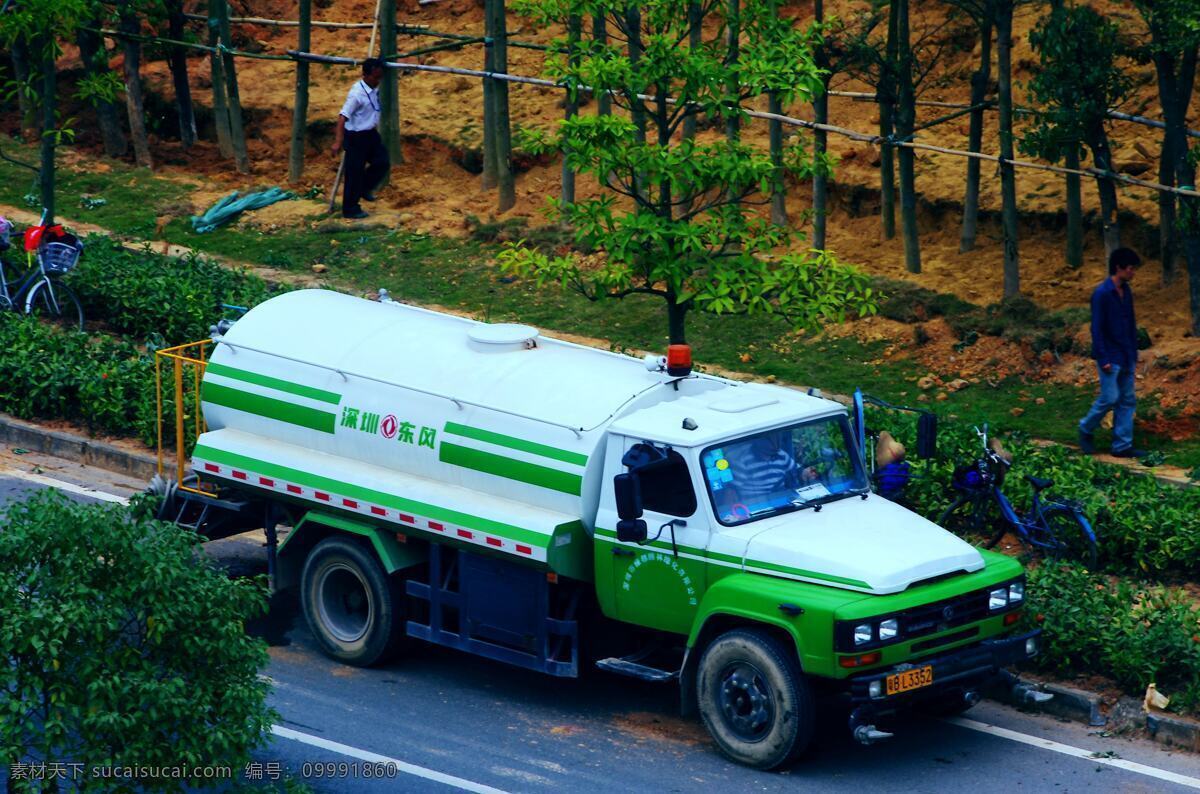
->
[988,587,1009,611]
[1025,637,1038,657]
[1008,581,1024,603]
[854,624,873,645]
[879,618,899,641]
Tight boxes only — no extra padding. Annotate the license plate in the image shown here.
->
[885,665,934,696]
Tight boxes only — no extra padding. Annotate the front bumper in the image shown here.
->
[848,629,1040,706]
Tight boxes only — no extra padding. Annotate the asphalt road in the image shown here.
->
[5,454,1200,793]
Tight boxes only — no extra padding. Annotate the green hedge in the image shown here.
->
[1027,562,1200,714]
[70,236,275,344]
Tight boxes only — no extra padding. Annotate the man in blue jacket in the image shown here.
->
[1078,248,1146,458]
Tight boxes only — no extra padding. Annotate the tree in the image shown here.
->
[1131,0,1199,286]
[482,0,515,210]
[117,0,154,168]
[1026,4,1131,257]
[76,20,128,158]
[501,0,877,346]
[0,492,274,786]
[894,0,920,272]
[165,0,197,149]
[0,0,92,223]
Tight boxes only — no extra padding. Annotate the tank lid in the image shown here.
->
[467,322,540,351]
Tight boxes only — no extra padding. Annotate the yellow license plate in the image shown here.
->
[885,665,934,696]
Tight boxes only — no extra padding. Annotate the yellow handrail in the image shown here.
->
[155,340,215,497]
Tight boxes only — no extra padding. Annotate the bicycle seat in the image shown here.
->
[1025,475,1053,491]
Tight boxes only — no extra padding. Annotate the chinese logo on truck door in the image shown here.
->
[340,407,436,449]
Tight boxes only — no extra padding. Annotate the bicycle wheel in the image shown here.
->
[938,492,1005,547]
[24,279,84,331]
[1041,504,1099,568]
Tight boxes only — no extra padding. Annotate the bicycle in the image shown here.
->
[938,424,1099,567]
[0,210,85,330]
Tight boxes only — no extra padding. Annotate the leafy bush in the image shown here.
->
[1027,562,1200,714]
[0,492,274,787]
[946,295,1089,354]
[69,236,275,344]
[873,278,975,323]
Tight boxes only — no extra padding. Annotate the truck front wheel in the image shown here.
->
[301,537,404,667]
[697,628,814,769]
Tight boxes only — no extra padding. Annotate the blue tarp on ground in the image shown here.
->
[190,188,295,233]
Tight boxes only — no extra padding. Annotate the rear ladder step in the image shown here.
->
[596,657,679,682]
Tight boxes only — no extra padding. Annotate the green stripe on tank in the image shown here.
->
[201,382,336,434]
[594,527,871,588]
[444,422,588,467]
[193,444,549,548]
[205,362,341,405]
[439,442,583,496]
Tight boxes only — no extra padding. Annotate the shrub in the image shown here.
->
[1027,562,1200,713]
[69,236,275,344]
[873,278,974,323]
[0,492,274,788]
[947,296,1089,355]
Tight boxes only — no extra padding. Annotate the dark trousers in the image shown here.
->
[342,128,389,215]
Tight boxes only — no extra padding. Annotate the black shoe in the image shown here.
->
[1078,429,1095,454]
[343,208,369,220]
[1111,447,1148,459]
[362,192,378,202]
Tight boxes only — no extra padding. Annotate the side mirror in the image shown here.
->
[916,412,938,459]
[614,472,643,520]
[617,518,648,543]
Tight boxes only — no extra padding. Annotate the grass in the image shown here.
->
[2,149,1197,471]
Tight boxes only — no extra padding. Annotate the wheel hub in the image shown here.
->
[719,663,774,741]
[316,563,372,643]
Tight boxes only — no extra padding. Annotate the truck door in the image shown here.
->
[603,437,708,635]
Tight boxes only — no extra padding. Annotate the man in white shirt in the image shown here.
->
[331,58,389,220]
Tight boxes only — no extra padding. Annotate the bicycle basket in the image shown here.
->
[40,239,82,274]
[951,462,988,493]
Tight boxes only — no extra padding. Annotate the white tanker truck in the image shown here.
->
[169,288,1042,769]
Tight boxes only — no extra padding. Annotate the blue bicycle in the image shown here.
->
[0,211,85,331]
[938,425,1099,567]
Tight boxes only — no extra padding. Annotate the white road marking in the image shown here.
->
[0,467,130,505]
[950,716,1200,789]
[271,725,511,794]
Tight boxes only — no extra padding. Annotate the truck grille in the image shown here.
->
[900,588,990,640]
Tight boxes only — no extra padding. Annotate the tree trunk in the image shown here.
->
[166,0,196,149]
[666,297,689,346]
[1154,46,1197,285]
[76,24,127,158]
[725,0,740,145]
[997,2,1020,297]
[1171,54,1200,334]
[1087,131,1121,256]
[895,0,920,273]
[594,14,612,117]
[960,19,991,253]
[39,45,55,223]
[489,0,515,211]
[769,92,788,226]
[1064,145,1084,268]
[208,0,233,159]
[481,0,497,190]
[1185,216,1200,337]
[379,0,402,167]
[288,0,311,183]
[681,3,701,141]
[625,5,646,203]
[1158,130,1178,280]
[119,9,153,169]
[215,0,250,173]
[879,0,899,240]
[11,42,36,139]
[562,14,581,207]
[811,83,826,245]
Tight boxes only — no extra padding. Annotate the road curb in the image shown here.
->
[0,413,157,480]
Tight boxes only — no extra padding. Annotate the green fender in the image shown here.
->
[688,572,865,678]
[276,511,427,590]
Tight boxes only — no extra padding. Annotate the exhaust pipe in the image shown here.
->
[849,707,894,745]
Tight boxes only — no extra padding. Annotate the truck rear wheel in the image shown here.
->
[697,628,814,769]
[301,537,404,667]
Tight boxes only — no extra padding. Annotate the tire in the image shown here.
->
[24,279,83,331]
[697,628,814,770]
[938,493,1004,547]
[1041,505,1099,568]
[301,537,405,667]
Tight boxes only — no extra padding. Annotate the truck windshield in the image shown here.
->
[701,415,868,526]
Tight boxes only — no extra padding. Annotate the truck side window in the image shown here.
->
[638,450,697,517]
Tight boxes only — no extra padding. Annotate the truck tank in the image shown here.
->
[193,289,722,574]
